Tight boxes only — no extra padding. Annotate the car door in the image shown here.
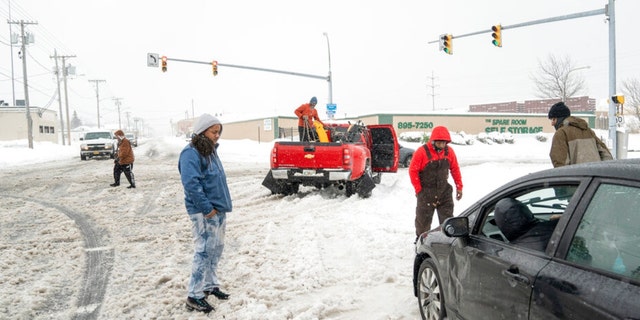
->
[530,178,640,319]
[448,180,581,319]
[367,125,399,172]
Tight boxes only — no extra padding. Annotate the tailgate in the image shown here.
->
[273,142,345,169]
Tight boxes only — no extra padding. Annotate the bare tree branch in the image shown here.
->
[621,78,640,124]
[531,54,587,101]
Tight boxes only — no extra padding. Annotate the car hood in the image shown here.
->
[83,138,114,144]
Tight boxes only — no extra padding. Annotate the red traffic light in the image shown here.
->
[212,60,218,76]
[161,56,167,72]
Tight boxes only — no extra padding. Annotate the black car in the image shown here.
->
[413,159,640,320]
[399,144,415,168]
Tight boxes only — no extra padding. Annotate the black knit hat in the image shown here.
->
[548,102,571,119]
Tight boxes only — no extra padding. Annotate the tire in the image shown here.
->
[282,183,299,196]
[356,160,374,198]
[417,258,446,320]
[345,181,355,197]
[81,154,87,161]
[404,155,412,168]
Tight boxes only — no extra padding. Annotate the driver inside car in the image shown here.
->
[494,198,559,251]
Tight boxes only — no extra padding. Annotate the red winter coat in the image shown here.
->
[409,126,463,194]
[294,103,324,128]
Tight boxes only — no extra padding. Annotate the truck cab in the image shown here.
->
[79,130,117,160]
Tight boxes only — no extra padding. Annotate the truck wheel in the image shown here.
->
[345,182,355,197]
[372,173,382,184]
[81,154,87,161]
[282,183,299,195]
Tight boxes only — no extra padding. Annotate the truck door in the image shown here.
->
[367,125,399,173]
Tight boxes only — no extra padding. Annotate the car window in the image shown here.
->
[85,132,112,140]
[567,183,640,280]
[480,184,578,248]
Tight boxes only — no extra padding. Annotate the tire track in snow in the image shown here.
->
[4,195,113,320]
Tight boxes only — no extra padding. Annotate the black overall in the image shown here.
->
[415,145,454,236]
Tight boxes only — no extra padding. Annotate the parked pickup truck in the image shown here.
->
[262,121,399,198]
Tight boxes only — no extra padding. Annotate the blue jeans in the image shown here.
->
[187,212,226,299]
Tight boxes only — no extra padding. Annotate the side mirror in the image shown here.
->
[79,137,84,141]
[442,217,469,237]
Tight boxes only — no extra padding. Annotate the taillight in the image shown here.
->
[343,148,351,166]
[271,146,277,167]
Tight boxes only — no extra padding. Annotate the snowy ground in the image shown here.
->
[1,132,638,320]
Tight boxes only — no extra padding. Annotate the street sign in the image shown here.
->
[147,53,159,67]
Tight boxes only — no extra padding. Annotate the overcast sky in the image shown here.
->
[1,0,639,135]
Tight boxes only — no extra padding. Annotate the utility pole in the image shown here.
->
[9,20,37,149]
[125,111,131,131]
[113,98,123,129]
[51,52,76,145]
[51,49,65,145]
[61,55,75,144]
[88,79,106,128]
[426,71,438,111]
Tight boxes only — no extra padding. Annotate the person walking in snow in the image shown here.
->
[294,96,325,142]
[179,114,233,314]
[547,101,612,168]
[110,129,135,188]
[409,126,463,239]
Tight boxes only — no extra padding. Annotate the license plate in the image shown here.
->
[302,170,316,176]
[93,151,99,155]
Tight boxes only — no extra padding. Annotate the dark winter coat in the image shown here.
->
[550,116,613,168]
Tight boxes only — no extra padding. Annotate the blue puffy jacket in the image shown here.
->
[178,144,232,215]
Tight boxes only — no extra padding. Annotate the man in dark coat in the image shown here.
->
[548,101,613,167]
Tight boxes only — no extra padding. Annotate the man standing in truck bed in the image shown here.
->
[294,96,325,142]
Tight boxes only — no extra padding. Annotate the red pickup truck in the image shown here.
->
[261,121,399,198]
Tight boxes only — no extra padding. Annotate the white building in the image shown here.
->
[0,106,59,143]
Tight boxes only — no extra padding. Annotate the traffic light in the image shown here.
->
[161,56,167,72]
[612,95,625,105]
[491,25,502,47]
[441,34,453,55]
[212,60,218,76]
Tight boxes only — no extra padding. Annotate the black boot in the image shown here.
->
[110,183,119,187]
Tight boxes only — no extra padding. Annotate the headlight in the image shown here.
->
[105,144,113,150]
[81,144,88,150]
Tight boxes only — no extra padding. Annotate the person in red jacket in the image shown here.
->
[409,126,463,239]
[294,96,325,142]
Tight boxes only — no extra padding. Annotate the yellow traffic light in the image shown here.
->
[161,56,167,72]
[212,60,218,76]
[612,95,625,104]
[491,25,502,47]
[441,34,453,55]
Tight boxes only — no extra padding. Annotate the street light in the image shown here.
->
[561,65,590,101]
[323,32,333,104]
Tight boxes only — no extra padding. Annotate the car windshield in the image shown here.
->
[125,134,134,139]
[84,132,112,140]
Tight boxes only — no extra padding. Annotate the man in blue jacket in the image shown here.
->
[179,113,233,314]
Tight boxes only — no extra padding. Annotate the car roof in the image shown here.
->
[514,158,640,184]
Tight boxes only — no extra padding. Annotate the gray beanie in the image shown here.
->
[193,113,222,135]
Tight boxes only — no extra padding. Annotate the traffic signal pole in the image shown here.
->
[164,57,329,81]
[429,2,621,158]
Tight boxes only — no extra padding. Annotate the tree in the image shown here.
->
[71,110,83,129]
[621,78,640,126]
[531,54,588,101]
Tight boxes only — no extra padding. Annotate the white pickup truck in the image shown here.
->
[79,130,117,160]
